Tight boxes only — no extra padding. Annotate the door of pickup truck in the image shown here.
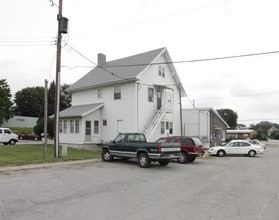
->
[110,134,126,152]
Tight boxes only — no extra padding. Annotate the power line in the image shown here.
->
[193,91,279,101]
[238,118,279,122]
[104,50,279,68]
[0,43,55,47]
[68,46,97,65]
[64,46,130,82]
[61,49,279,69]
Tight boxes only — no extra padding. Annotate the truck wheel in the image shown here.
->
[9,140,16,145]
[177,152,189,163]
[158,161,169,166]
[102,149,113,162]
[138,153,150,168]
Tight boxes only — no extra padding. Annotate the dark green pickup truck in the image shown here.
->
[100,133,181,168]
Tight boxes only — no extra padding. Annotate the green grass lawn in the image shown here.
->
[0,144,101,167]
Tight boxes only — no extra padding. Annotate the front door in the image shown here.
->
[157,90,162,110]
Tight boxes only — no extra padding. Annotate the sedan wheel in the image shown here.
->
[248,150,256,157]
[217,150,225,157]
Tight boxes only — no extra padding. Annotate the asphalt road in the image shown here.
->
[1,147,279,220]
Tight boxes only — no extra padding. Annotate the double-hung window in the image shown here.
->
[148,87,154,102]
[94,120,99,134]
[114,85,121,100]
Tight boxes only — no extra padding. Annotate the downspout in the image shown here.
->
[179,83,183,136]
[136,82,139,132]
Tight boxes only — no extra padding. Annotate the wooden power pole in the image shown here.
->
[54,0,64,158]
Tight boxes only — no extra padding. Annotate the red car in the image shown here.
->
[156,136,203,163]
[19,133,41,141]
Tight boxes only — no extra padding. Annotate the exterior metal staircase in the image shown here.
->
[143,106,165,140]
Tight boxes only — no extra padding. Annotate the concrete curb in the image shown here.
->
[0,158,101,172]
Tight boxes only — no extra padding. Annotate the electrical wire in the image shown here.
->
[238,118,279,122]
[193,91,279,101]
[64,45,130,82]
[61,49,279,69]
[104,50,279,68]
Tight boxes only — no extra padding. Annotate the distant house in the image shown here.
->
[59,48,186,146]
[182,108,229,147]
[226,129,255,140]
[0,116,38,128]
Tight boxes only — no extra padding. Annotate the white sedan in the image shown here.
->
[208,140,264,157]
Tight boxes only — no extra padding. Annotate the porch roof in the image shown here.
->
[59,103,104,118]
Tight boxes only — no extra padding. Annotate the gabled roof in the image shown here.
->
[68,47,186,96]
[59,103,104,118]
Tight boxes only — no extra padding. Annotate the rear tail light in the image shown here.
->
[157,144,162,152]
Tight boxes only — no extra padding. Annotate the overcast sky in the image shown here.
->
[1,0,279,126]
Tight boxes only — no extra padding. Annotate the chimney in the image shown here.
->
[98,53,106,66]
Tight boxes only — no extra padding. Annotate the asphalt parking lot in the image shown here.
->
[1,145,279,220]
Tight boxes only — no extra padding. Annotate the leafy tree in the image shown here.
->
[217,108,238,129]
[252,128,268,141]
[13,82,71,118]
[270,130,279,140]
[34,118,54,138]
[0,79,13,124]
[33,82,71,138]
[13,87,45,117]
[48,81,71,116]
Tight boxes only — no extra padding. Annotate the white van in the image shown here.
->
[0,128,18,145]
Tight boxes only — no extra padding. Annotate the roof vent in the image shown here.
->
[98,53,106,66]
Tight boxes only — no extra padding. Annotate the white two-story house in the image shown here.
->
[59,47,186,146]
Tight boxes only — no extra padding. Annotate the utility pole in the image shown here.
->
[54,0,68,158]
[44,80,48,160]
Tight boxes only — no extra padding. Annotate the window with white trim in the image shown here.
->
[59,120,62,133]
[97,88,102,98]
[161,121,165,134]
[85,121,91,135]
[94,120,99,134]
[63,120,68,133]
[75,120,80,133]
[148,87,154,102]
[114,85,121,100]
[70,120,74,133]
